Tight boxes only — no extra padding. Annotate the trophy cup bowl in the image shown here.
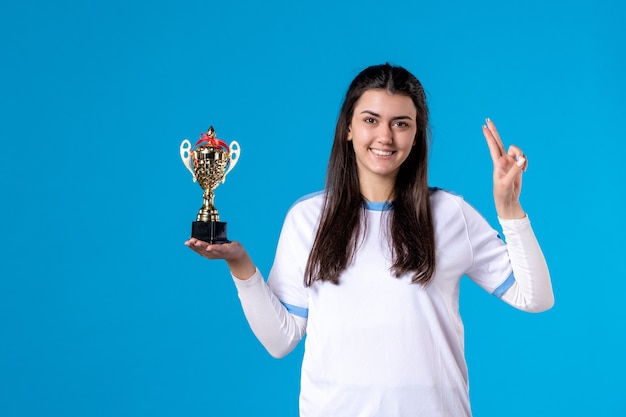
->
[180,126,240,244]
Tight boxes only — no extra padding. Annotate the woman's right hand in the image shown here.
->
[185,238,257,280]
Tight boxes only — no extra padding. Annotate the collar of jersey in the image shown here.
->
[365,201,392,211]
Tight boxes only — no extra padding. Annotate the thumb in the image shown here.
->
[502,156,526,185]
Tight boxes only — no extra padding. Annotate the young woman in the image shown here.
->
[185,63,554,417]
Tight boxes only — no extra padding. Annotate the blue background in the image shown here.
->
[1,0,624,415]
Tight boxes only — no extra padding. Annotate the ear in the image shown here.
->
[347,126,352,141]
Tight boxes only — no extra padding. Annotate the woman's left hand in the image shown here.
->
[482,118,527,219]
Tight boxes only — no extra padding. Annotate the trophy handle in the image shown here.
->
[223,140,240,183]
[180,139,197,182]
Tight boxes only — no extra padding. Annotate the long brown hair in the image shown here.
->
[304,63,436,286]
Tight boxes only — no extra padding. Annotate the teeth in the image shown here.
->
[371,149,393,156]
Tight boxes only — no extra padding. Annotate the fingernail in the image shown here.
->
[516,157,526,167]
[486,117,491,123]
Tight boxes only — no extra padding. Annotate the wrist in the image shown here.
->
[226,254,256,280]
[495,202,526,220]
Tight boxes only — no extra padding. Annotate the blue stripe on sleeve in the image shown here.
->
[281,302,309,318]
[492,272,516,298]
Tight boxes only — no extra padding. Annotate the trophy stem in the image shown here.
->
[197,189,221,222]
[193,189,229,244]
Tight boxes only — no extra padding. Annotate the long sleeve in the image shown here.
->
[232,269,307,358]
[498,216,554,312]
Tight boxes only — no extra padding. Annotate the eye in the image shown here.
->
[364,117,376,124]
[393,121,409,128]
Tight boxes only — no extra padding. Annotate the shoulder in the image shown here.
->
[429,187,488,226]
[429,187,466,213]
[281,190,325,229]
[287,190,325,214]
[289,190,325,209]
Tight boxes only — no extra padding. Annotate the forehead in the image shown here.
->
[354,89,416,116]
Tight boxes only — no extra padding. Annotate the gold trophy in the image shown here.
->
[180,126,241,243]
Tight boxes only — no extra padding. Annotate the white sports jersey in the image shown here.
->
[233,189,553,417]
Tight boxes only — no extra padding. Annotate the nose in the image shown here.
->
[377,124,393,144]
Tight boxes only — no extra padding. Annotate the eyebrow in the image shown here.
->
[360,110,413,120]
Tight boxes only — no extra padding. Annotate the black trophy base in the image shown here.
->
[192,221,230,244]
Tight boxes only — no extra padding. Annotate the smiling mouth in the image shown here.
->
[370,148,394,156]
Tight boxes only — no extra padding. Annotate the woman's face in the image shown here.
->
[348,89,418,186]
